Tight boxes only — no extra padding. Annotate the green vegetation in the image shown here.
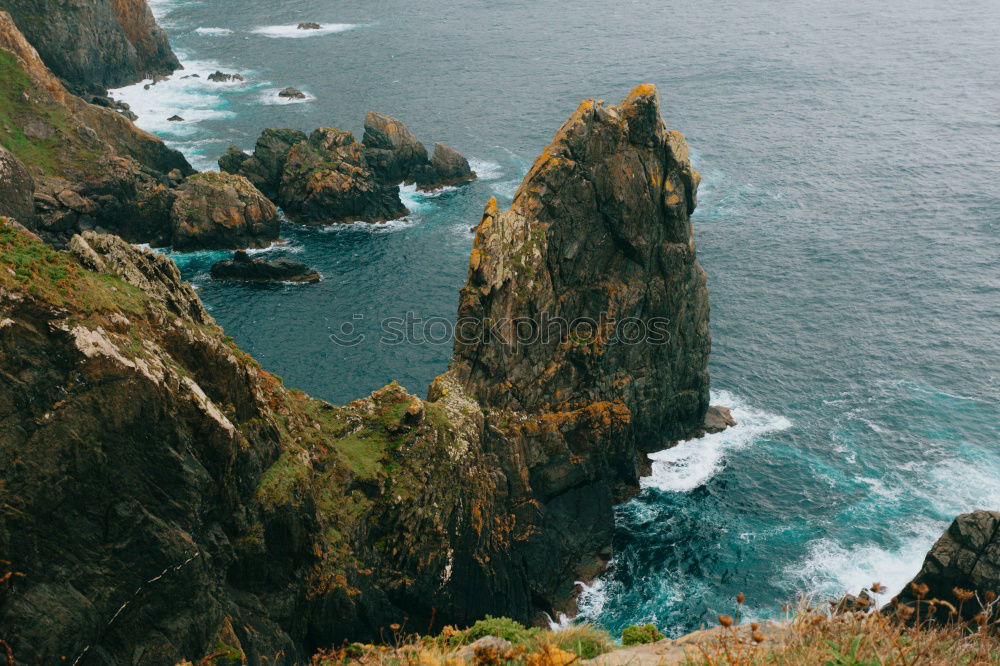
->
[0,219,146,314]
[0,51,99,175]
[621,622,665,646]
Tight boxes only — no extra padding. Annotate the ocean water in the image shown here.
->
[118,0,1000,638]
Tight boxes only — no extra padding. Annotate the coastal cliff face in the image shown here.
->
[0,86,715,662]
[0,0,179,94]
[0,12,280,251]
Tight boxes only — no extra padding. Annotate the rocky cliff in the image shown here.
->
[0,85,719,663]
[0,0,179,94]
[891,510,1000,624]
[0,11,278,250]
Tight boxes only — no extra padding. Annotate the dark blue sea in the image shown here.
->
[115,0,1000,637]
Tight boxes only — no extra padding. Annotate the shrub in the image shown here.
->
[621,623,665,646]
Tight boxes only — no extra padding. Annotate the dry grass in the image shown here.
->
[686,584,1000,666]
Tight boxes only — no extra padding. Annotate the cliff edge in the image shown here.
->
[0,0,180,94]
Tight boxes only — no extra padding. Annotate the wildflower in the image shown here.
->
[953,588,975,603]
[750,623,759,631]
[718,615,734,628]
[736,593,745,604]
[897,604,915,619]
[909,582,929,599]
[986,591,996,603]
[751,631,766,644]
[871,582,887,594]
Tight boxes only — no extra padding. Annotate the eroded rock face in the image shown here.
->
[1,0,179,94]
[421,141,476,190]
[219,128,308,199]
[171,172,280,250]
[891,511,1000,623]
[278,128,408,225]
[362,111,431,184]
[0,10,193,246]
[453,84,709,444]
[0,145,35,223]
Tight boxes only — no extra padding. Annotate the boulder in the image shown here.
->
[278,86,306,99]
[297,22,321,30]
[417,141,476,190]
[361,111,429,184]
[218,145,252,174]
[210,250,321,283]
[0,145,36,224]
[225,128,308,199]
[890,510,1000,623]
[167,114,184,121]
[278,128,408,224]
[170,172,279,250]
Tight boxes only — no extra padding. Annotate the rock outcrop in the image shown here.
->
[211,250,321,283]
[278,128,409,225]
[219,128,307,199]
[891,510,1000,623]
[0,10,196,246]
[0,145,34,223]
[220,114,476,225]
[170,172,280,250]
[0,0,180,94]
[0,85,720,662]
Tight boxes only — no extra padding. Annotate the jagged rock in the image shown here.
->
[167,114,184,121]
[441,85,713,612]
[890,510,1000,623]
[278,127,408,224]
[208,70,244,82]
[701,405,737,435]
[0,145,35,224]
[0,86,718,659]
[170,172,280,250]
[362,111,430,184]
[221,128,308,199]
[210,250,321,283]
[278,86,306,99]
[0,11,192,246]
[297,22,321,30]
[419,141,477,190]
[0,0,179,95]
[218,145,252,175]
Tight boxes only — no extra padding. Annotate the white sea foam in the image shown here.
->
[399,184,435,213]
[785,524,944,606]
[468,158,503,181]
[317,216,419,233]
[109,58,246,137]
[251,24,361,38]
[254,88,316,105]
[640,390,792,493]
[195,27,233,36]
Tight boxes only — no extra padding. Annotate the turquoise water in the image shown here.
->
[119,0,1000,637]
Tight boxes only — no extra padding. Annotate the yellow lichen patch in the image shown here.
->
[665,193,683,206]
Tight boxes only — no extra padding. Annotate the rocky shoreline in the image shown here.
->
[0,0,995,663]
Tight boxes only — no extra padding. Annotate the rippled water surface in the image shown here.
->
[123,0,1000,636]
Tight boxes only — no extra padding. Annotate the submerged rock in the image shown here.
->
[890,510,1000,623]
[278,86,306,99]
[278,127,408,224]
[210,250,321,283]
[170,171,279,250]
[207,70,244,82]
[297,21,321,30]
[167,114,184,121]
